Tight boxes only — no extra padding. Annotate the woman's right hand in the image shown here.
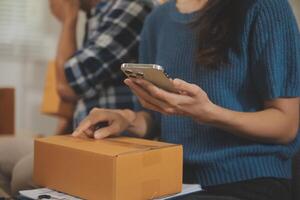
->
[72,108,135,139]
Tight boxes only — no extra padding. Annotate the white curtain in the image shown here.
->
[0,0,59,135]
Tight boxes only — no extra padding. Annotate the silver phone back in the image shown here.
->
[121,63,177,93]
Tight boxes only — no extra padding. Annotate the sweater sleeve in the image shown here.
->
[249,0,300,100]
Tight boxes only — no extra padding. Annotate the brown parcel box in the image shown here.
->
[34,135,183,200]
[0,88,15,135]
[40,61,74,119]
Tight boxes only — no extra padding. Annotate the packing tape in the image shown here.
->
[63,136,158,149]
[104,139,161,149]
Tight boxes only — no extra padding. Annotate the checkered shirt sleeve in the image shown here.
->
[64,0,152,99]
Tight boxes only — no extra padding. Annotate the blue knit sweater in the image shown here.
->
[138,0,300,186]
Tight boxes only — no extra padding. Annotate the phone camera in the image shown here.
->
[125,69,133,74]
[136,72,144,79]
[164,72,170,78]
[128,74,137,78]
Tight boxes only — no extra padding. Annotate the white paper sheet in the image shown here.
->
[19,184,202,200]
[155,184,202,200]
[19,188,82,200]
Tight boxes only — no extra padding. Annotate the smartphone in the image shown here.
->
[121,63,177,93]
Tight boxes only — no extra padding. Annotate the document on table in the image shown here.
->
[155,184,202,200]
[19,188,82,200]
[19,184,201,200]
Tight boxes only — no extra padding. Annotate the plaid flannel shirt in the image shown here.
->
[64,0,153,127]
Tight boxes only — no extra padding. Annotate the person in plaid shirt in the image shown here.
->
[52,0,153,129]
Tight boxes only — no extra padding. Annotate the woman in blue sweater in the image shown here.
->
[73,0,300,199]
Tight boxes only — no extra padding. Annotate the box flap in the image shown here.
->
[35,135,177,157]
[106,137,175,148]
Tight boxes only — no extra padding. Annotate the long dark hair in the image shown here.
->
[193,0,241,68]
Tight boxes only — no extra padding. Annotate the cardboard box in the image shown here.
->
[0,88,15,135]
[34,136,183,200]
[40,61,74,119]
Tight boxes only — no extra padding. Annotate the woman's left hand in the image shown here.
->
[124,78,216,124]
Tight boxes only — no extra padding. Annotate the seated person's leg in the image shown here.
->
[0,172,9,195]
[0,137,33,195]
[11,153,35,196]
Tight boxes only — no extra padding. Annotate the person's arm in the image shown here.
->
[72,108,153,139]
[55,117,73,135]
[125,77,299,145]
[49,0,80,102]
[118,109,154,138]
[208,98,299,144]
[55,13,78,102]
[64,1,151,100]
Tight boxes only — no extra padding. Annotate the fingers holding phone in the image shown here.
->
[125,78,190,116]
[124,78,174,115]
[123,65,216,123]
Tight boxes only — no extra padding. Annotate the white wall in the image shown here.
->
[0,1,85,136]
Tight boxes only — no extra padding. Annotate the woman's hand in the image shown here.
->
[124,78,216,124]
[49,0,80,23]
[72,108,136,139]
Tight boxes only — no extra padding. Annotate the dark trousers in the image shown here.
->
[170,178,292,200]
